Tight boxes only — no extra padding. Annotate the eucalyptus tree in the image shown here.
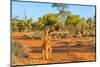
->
[52,3,71,24]
[36,13,58,30]
[65,15,87,35]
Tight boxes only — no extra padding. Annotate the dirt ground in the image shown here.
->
[12,32,96,65]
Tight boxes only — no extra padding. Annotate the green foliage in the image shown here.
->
[25,18,33,31]
[65,15,80,25]
[11,18,18,31]
[17,19,26,32]
[65,15,88,34]
[37,13,58,29]
[11,7,95,35]
[34,20,44,30]
[45,14,58,27]
[55,23,65,31]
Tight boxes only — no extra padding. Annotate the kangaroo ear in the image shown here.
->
[49,29,54,34]
[49,30,52,34]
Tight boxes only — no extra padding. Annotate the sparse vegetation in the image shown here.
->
[12,2,96,65]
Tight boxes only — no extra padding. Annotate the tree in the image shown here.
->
[25,18,33,31]
[55,23,65,31]
[93,15,96,29]
[87,17,92,23]
[52,3,70,24]
[33,16,46,30]
[45,14,58,27]
[17,19,25,32]
[65,15,87,34]
[76,18,88,33]
[37,13,58,30]
[34,21,44,30]
[11,18,18,31]
[87,17,95,30]
[52,3,68,12]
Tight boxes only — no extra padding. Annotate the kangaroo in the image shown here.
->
[42,29,52,60]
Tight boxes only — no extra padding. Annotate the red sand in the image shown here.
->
[12,32,96,65]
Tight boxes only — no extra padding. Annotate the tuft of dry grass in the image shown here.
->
[12,42,30,65]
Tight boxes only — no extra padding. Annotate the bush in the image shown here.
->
[23,34,34,39]
[12,42,29,65]
[23,33,42,39]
